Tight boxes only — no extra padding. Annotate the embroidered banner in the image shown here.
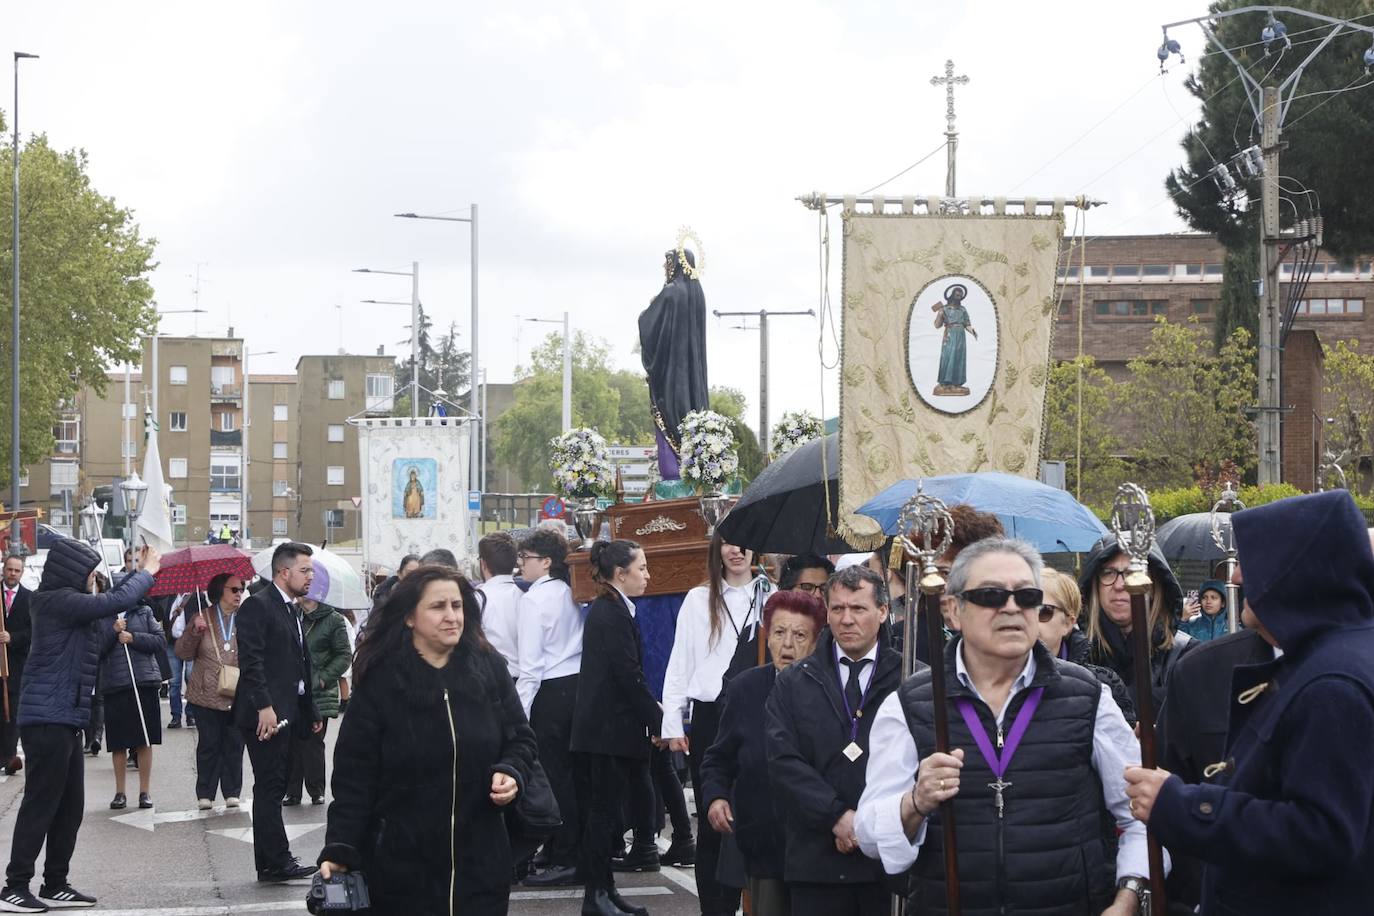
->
[838,212,1062,546]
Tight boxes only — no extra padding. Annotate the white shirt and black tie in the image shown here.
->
[273,584,306,697]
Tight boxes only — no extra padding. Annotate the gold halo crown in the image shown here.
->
[675,226,705,280]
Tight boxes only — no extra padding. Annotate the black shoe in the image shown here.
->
[524,864,581,887]
[126,757,137,770]
[186,716,196,728]
[158,685,168,698]
[138,793,153,809]
[167,718,181,730]
[611,846,660,873]
[281,796,302,807]
[531,849,552,869]
[608,888,649,916]
[310,795,325,805]
[0,885,47,912]
[37,884,96,908]
[109,793,126,810]
[580,889,623,916]
[659,838,695,867]
[256,858,317,883]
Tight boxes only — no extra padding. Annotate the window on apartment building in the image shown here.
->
[1191,300,1216,315]
[210,366,236,393]
[1184,264,1203,277]
[1296,298,1365,316]
[1088,266,1110,278]
[273,479,290,497]
[54,419,79,454]
[1143,264,1171,278]
[169,366,188,385]
[1360,261,1372,276]
[50,461,78,487]
[327,466,345,486]
[172,504,187,525]
[328,424,345,443]
[327,379,346,400]
[169,411,187,432]
[1308,263,1327,277]
[1112,265,1140,279]
[1057,265,1080,281]
[272,517,288,536]
[273,442,288,460]
[366,374,394,411]
[121,441,137,458]
[1331,260,1357,277]
[273,404,288,422]
[1203,264,1223,278]
[169,458,188,478]
[210,459,241,491]
[1094,300,1169,319]
[123,401,138,419]
[17,470,28,488]
[219,412,236,432]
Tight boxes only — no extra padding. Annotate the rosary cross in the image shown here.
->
[988,776,1011,819]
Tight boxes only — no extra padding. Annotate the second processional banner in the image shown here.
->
[838,210,1063,546]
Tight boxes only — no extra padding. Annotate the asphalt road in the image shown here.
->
[0,699,708,915]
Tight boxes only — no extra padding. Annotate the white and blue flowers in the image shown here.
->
[549,427,615,499]
[678,410,739,492]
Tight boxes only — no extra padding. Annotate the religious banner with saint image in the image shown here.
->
[837,210,1062,546]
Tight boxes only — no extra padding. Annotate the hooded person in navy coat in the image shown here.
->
[1125,489,1374,916]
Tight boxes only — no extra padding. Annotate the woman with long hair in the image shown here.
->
[175,573,247,809]
[513,529,586,887]
[318,565,536,915]
[660,529,773,915]
[570,540,661,916]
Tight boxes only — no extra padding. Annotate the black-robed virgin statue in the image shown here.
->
[638,245,708,480]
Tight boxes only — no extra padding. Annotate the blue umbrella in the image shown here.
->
[856,473,1108,553]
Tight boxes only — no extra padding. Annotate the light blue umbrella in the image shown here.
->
[856,473,1108,553]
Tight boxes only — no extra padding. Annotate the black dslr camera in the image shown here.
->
[306,871,371,913]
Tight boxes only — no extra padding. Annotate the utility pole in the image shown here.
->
[1258,85,1282,484]
[930,59,969,198]
[711,308,814,456]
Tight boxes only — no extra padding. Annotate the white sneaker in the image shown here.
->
[197,798,213,810]
[225,796,240,807]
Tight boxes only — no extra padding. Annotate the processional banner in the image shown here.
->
[838,210,1063,546]
[354,417,471,571]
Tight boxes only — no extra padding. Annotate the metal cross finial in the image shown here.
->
[931,59,970,134]
[1110,483,1156,595]
[897,484,953,597]
[1208,480,1245,554]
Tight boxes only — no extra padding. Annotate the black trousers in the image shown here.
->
[0,680,20,759]
[531,674,581,867]
[5,724,85,889]
[688,699,739,915]
[86,679,103,750]
[574,752,635,893]
[787,881,889,916]
[286,717,329,800]
[242,724,296,872]
[629,746,693,847]
[189,704,244,801]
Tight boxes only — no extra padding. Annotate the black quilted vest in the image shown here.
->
[898,640,1113,916]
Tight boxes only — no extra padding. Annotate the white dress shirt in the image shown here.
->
[272,584,306,696]
[514,575,584,718]
[660,577,766,740]
[478,574,523,677]
[835,641,880,696]
[856,642,1165,883]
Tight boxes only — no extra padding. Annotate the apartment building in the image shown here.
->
[246,374,299,545]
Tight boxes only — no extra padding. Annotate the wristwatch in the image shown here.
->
[1116,876,1147,913]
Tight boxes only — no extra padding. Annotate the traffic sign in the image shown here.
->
[468,490,482,512]
[541,496,566,519]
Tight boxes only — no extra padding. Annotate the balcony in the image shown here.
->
[210,383,242,402]
[210,429,242,448]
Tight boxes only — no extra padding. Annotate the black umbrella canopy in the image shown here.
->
[715,433,860,556]
[1154,512,1235,562]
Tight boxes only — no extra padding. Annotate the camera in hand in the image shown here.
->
[306,871,370,913]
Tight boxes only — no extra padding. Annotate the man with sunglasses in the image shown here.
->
[857,537,1158,916]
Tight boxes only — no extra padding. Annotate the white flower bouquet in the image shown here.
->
[678,409,739,493]
[549,427,615,499]
[770,410,823,460]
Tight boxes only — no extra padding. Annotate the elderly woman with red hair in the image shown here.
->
[699,591,827,916]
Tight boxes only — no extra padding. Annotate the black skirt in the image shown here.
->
[103,684,163,749]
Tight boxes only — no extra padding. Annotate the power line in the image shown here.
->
[857,140,949,196]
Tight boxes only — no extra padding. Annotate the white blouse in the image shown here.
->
[514,575,584,718]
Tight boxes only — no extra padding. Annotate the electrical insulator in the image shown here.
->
[1364,44,1374,74]
[1243,145,1265,178]
[1315,215,1324,248]
[1211,162,1239,196]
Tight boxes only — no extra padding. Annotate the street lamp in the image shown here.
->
[9,51,38,555]
[241,348,276,548]
[78,500,105,547]
[354,265,420,418]
[525,314,572,432]
[119,472,148,550]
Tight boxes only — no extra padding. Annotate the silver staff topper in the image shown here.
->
[896,485,953,680]
[1110,483,1156,595]
[1209,480,1246,634]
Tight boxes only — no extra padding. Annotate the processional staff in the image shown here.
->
[1208,481,1245,635]
[897,489,960,916]
[1111,483,1167,916]
[0,587,9,724]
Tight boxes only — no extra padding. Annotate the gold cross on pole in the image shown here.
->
[930,59,970,197]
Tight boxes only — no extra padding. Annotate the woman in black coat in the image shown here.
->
[570,540,662,916]
[95,578,165,811]
[318,565,537,916]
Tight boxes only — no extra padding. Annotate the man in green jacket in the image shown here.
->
[284,600,352,805]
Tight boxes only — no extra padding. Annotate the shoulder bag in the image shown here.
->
[208,613,240,699]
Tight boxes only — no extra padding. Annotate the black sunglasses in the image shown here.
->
[227,586,245,594]
[1037,603,1063,623]
[959,587,1044,610]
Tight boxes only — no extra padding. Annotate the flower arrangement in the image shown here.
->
[549,427,615,500]
[770,410,823,460]
[678,409,739,493]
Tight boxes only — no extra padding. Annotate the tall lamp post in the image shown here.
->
[525,314,572,433]
[354,265,420,418]
[9,51,38,552]
[119,472,148,552]
[394,207,479,543]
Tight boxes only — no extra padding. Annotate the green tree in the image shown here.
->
[1215,242,1259,351]
[1119,319,1258,488]
[1042,356,1127,510]
[1322,338,1374,488]
[0,116,156,492]
[392,308,470,417]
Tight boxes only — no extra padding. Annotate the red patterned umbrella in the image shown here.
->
[149,544,258,597]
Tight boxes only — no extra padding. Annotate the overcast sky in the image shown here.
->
[9,0,1223,438]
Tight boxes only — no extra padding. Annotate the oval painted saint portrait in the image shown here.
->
[905,275,999,415]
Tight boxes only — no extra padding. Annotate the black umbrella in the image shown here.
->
[715,433,860,556]
[1154,511,1233,562]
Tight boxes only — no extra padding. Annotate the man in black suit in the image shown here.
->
[1,554,32,774]
[233,542,322,882]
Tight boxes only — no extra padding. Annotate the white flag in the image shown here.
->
[137,415,176,553]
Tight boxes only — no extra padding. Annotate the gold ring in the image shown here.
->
[939,778,946,791]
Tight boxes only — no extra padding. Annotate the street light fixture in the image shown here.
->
[119,472,148,550]
[10,52,39,556]
[525,314,572,433]
[78,500,105,547]
[354,264,420,418]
